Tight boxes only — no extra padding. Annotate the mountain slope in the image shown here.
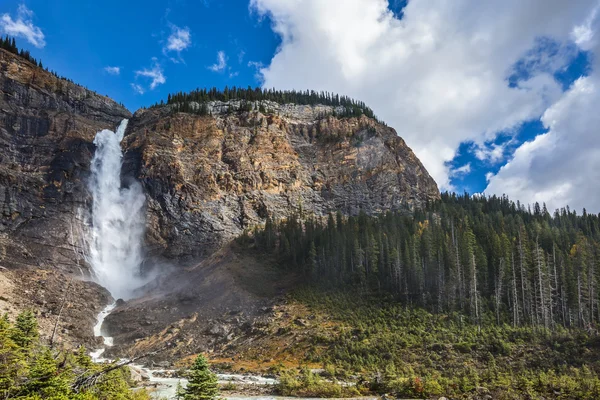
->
[103,98,439,358]
[124,102,439,260]
[0,48,131,272]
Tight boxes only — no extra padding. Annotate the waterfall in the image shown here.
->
[88,119,146,300]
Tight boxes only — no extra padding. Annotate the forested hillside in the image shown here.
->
[248,193,600,331]
[153,86,380,120]
[233,193,600,398]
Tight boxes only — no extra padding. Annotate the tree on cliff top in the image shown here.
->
[183,355,219,400]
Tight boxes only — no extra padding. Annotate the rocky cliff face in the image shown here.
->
[100,102,438,360]
[125,101,439,260]
[0,49,130,347]
[0,48,131,272]
[0,47,439,271]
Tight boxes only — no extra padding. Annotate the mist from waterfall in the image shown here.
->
[88,119,146,300]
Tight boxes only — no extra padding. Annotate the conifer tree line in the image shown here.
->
[0,35,42,68]
[247,192,600,330]
[0,35,72,82]
[155,86,380,121]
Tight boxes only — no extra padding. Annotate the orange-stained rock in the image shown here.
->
[124,102,439,259]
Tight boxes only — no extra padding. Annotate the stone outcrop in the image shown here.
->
[125,102,439,260]
[0,47,439,270]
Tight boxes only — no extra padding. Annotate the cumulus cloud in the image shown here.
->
[164,24,191,62]
[250,0,598,192]
[209,51,227,72]
[484,3,600,213]
[134,58,166,90]
[0,5,45,48]
[104,66,121,75]
[572,4,600,48]
[473,140,516,165]
[486,76,600,213]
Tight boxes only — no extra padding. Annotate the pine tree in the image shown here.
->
[75,345,93,369]
[11,310,38,348]
[184,355,219,400]
[23,348,70,398]
[309,241,318,279]
[176,380,186,399]
[0,313,151,399]
[0,314,25,397]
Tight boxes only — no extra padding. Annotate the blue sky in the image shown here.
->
[448,44,592,194]
[0,0,280,111]
[2,0,599,211]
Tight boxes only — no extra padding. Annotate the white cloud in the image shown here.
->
[484,2,600,213]
[510,39,580,82]
[451,163,471,177]
[572,4,599,48]
[250,0,598,191]
[164,24,191,57]
[473,140,516,165]
[135,58,166,90]
[209,51,227,72]
[247,61,265,82]
[248,61,263,68]
[0,4,45,48]
[131,83,145,95]
[104,66,121,75]
[486,76,600,213]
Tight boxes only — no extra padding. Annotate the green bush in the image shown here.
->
[277,367,359,398]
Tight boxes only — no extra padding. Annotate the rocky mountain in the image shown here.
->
[126,101,439,261]
[0,48,130,347]
[102,101,439,360]
[0,47,439,354]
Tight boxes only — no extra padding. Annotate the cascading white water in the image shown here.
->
[89,302,117,361]
[88,119,146,300]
